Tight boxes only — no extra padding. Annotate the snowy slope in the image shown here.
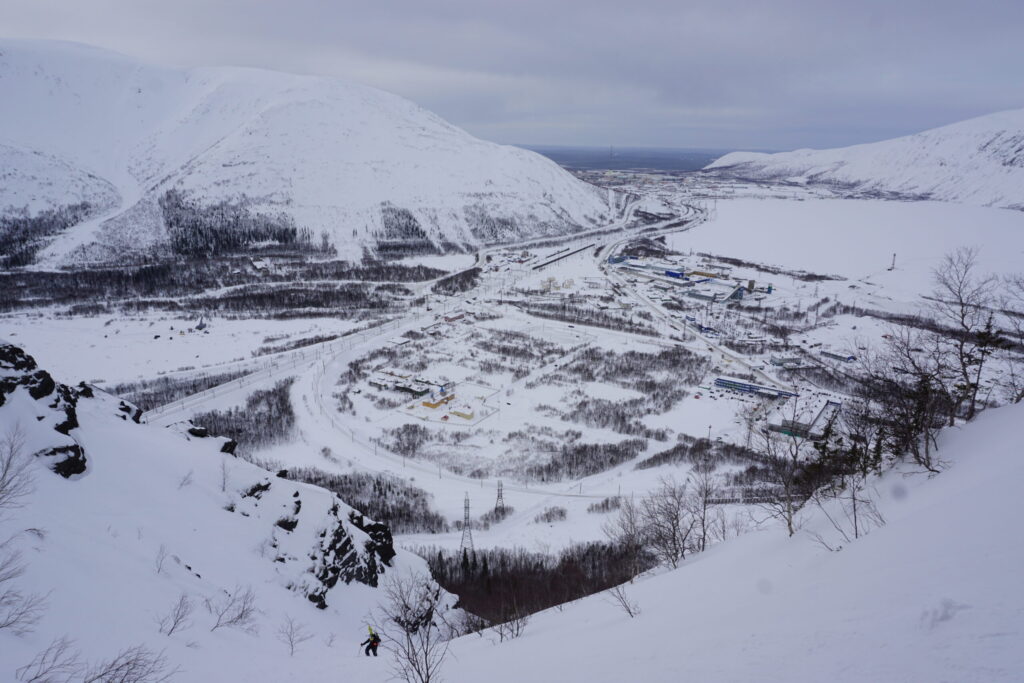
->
[442,403,1024,682]
[707,109,1024,210]
[0,341,458,680]
[0,144,119,215]
[0,39,623,265]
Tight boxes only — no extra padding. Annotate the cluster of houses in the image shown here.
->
[368,371,476,421]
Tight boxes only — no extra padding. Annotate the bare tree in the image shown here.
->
[16,636,82,683]
[802,408,887,550]
[930,247,999,421]
[276,615,314,656]
[754,397,826,536]
[0,539,47,636]
[641,477,696,568]
[375,572,450,683]
[0,581,47,635]
[1000,273,1024,404]
[601,497,646,580]
[686,457,719,553]
[605,583,641,618]
[81,644,177,683]
[0,425,33,518]
[205,585,258,633]
[856,330,951,472]
[156,593,194,636]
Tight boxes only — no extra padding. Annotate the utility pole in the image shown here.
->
[494,480,505,514]
[459,493,474,553]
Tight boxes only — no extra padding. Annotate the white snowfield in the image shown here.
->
[442,402,1024,682]
[0,39,626,265]
[0,143,119,215]
[665,197,1024,303]
[707,108,1024,210]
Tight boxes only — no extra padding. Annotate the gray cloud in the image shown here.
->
[3,0,1022,149]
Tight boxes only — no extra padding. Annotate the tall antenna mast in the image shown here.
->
[459,492,474,553]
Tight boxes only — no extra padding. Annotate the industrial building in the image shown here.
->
[714,376,798,399]
[766,394,843,440]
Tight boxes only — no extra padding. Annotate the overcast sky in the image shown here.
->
[3,0,1022,150]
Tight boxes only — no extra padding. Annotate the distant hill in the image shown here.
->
[705,109,1024,210]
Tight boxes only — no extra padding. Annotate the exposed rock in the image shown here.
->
[36,444,87,478]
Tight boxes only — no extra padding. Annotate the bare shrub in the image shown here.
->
[156,593,194,636]
[205,585,258,633]
[375,573,450,683]
[276,615,314,656]
[176,471,193,490]
[154,545,168,575]
[81,644,177,683]
[533,506,567,524]
[16,636,81,683]
[1,425,33,517]
[605,583,641,618]
[0,583,47,635]
[493,606,529,642]
[587,496,621,514]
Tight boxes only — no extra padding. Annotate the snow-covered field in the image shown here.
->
[0,314,367,385]
[667,197,1024,299]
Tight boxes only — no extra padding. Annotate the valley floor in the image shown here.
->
[4,177,1024,681]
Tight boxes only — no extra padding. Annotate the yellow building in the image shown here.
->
[422,394,455,409]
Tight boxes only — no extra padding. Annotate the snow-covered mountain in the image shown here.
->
[0,40,626,266]
[706,109,1024,210]
[0,341,457,680]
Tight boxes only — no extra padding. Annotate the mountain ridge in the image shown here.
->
[705,108,1024,210]
[0,39,627,266]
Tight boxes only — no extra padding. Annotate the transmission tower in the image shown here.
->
[495,480,505,514]
[459,492,474,553]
